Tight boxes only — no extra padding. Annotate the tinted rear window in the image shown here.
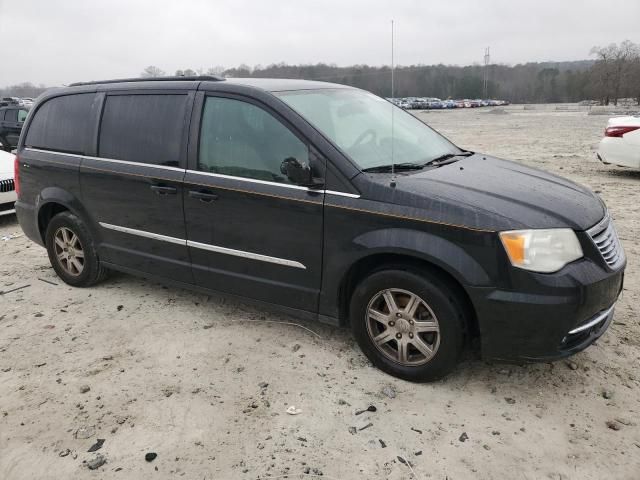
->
[25,94,95,154]
[5,109,17,122]
[98,94,187,166]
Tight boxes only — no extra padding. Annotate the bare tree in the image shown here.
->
[175,69,197,77]
[206,66,226,76]
[590,40,639,105]
[141,65,165,78]
[621,42,640,105]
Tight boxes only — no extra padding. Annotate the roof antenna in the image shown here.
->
[390,19,396,188]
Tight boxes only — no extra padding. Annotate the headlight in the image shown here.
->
[499,229,583,273]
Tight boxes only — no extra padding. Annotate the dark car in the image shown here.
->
[14,76,625,381]
[0,97,20,107]
[0,106,29,151]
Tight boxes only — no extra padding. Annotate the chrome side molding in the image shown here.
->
[186,240,306,269]
[98,222,306,269]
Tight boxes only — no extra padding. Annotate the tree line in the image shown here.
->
[143,40,639,105]
[2,41,638,105]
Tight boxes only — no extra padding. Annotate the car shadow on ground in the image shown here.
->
[602,168,640,180]
[100,269,558,388]
[0,213,18,228]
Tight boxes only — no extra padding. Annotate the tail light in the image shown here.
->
[605,125,640,138]
[14,155,20,197]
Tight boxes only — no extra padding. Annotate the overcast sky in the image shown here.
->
[1,0,639,86]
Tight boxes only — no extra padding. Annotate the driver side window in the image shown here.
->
[198,96,309,184]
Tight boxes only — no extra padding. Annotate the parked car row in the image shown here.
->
[388,97,510,110]
[0,97,34,108]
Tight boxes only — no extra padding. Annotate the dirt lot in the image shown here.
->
[1,105,638,480]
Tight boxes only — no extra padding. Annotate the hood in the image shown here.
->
[366,155,605,231]
[0,150,15,177]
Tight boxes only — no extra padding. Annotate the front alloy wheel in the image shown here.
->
[350,269,466,382]
[366,288,440,366]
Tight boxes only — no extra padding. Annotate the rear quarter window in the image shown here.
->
[98,94,188,166]
[25,93,95,154]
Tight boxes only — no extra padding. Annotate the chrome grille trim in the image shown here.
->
[0,178,15,193]
[587,214,625,269]
[568,304,615,335]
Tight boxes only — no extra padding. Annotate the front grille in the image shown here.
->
[0,178,14,193]
[588,214,624,269]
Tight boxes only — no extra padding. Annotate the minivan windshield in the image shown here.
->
[276,88,461,170]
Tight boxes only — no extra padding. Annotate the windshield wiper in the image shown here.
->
[362,162,425,173]
[424,151,474,167]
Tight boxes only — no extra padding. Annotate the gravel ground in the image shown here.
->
[1,105,638,479]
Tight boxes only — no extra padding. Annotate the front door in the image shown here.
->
[80,92,194,283]
[184,93,325,312]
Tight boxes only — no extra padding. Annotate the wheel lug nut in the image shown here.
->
[389,321,395,327]
[409,320,414,325]
[409,333,414,338]
[396,333,402,339]
[396,312,402,318]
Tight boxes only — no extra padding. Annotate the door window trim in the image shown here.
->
[24,147,357,198]
[24,147,186,172]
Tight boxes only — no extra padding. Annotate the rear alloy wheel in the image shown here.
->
[53,227,85,276]
[45,211,107,287]
[350,269,465,382]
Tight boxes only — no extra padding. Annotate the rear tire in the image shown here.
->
[350,268,466,382]
[45,212,107,287]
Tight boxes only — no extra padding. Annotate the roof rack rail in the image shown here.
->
[68,75,225,87]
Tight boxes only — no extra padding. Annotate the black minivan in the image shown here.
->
[14,76,625,381]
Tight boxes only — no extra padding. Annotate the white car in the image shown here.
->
[0,150,17,216]
[598,115,640,169]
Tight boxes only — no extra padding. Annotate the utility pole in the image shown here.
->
[483,46,490,99]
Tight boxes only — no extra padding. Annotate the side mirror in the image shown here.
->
[280,157,323,188]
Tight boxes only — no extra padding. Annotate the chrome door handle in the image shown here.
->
[188,190,218,202]
[150,185,177,195]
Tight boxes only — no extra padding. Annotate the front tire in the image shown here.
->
[350,268,466,382]
[45,212,107,287]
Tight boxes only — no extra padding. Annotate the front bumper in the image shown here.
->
[0,189,17,217]
[467,258,624,362]
[598,138,640,169]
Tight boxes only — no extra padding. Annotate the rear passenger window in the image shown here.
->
[198,96,308,183]
[99,95,187,166]
[25,94,95,154]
